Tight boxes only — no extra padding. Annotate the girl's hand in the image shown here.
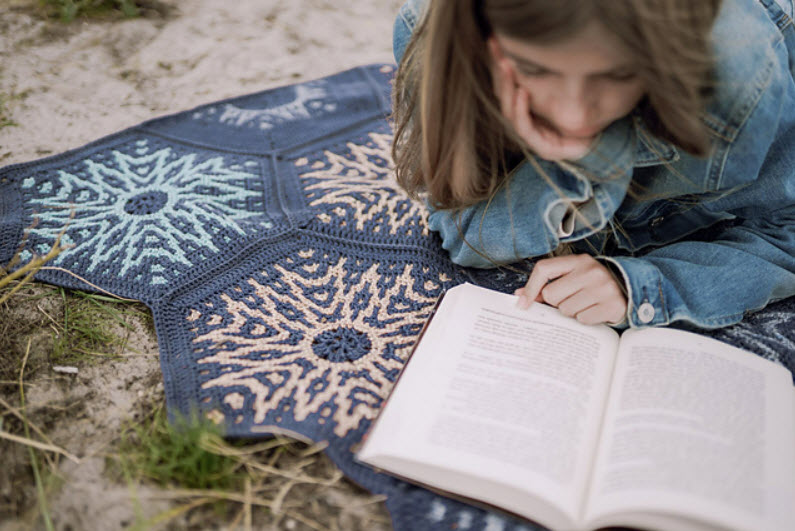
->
[515,254,628,325]
[488,38,595,161]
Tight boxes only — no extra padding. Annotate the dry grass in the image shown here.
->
[0,235,390,530]
[1,236,81,524]
[29,0,173,22]
[112,402,389,530]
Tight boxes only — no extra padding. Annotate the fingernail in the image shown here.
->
[518,295,531,310]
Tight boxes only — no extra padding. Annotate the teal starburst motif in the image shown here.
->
[20,138,270,287]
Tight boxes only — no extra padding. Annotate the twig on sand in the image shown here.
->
[0,395,79,462]
[52,366,79,375]
[39,267,139,302]
[243,477,253,531]
[285,510,328,531]
[19,338,55,531]
[0,430,79,463]
[0,225,69,306]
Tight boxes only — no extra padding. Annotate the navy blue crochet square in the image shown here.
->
[159,232,458,441]
[142,64,394,154]
[2,134,278,302]
[154,231,546,530]
[283,125,433,244]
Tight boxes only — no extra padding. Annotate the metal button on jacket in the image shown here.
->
[637,302,656,324]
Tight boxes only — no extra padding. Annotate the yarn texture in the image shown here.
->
[1,64,792,531]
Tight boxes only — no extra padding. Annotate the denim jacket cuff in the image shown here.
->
[600,256,671,328]
[595,256,630,329]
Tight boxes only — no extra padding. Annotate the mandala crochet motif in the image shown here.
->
[191,83,338,131]
[18,138,270,287]
[296,132,429,239]
[1,64,792,531]
[187,248,448,437]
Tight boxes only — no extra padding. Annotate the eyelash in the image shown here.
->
[517,67,548,77]
[517,69,637,83]
[605,72,638,82]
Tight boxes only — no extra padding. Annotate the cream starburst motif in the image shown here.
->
[296,132,429,238]
[191,84,337,131]
[19,139,269,286]
[188,249,449,437]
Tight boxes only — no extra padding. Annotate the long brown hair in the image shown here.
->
[392,0,723,210]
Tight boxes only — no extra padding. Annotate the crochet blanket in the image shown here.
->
[1,64,793,531]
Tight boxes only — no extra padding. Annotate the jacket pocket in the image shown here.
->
[614,196,736,252]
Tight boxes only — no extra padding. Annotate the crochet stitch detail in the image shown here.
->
[1,63,791,531]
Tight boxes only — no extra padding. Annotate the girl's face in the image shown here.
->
[492,20,646,143]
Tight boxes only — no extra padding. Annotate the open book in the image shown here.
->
[357,283,795,531]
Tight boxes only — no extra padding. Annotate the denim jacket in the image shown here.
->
[393,0,795,329]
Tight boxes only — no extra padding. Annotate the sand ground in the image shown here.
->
[0,1,404,529]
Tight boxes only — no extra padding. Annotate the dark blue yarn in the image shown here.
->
[1,64,792,531]
[124,190,169,216]
[312,327,372,363]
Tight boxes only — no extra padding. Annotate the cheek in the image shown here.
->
[515,79,558,113]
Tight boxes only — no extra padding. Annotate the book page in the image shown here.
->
[358,283,619,530]
[585,328,794,531]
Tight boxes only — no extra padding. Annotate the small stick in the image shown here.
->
[270,479,298,515]
[36,304,61,329]
[39,267,139,302]
[140,488,275,507]
[52,366,79,375]
[226,505,245,531]
[19,338,54,531]
[0,269,38,306]
[0,396,77,461]
[0,234,67,304]
[143,497,214,528]
[244,477,252,531]
[0,430,80,463]
[284,510,327,531]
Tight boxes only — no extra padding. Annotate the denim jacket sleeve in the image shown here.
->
[601,0,795,329]
[426,120,637,267]
[393,0,427,63]
[603,204,795,330]
[392,0,795,330]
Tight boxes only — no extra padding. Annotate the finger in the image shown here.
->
[487,39,510,109]
[541,275,586,308]
[555,133,596,161]
[512,87,559,153]
[487,36,504,61]
[513,85,539,146]
[555,288,598,319]
[540,261,602,307]
[512,87,591,162]
[515,285,530,309]
[498,60,516,119]
[487,38,504,91]
[533,122,590,161]
[544,256,627,307]
[571,304,608,325]
[521,256,580,308]
[558,286,627,325]
[516,106,596,161]
[514,285,543,307]
[572,302,625,326]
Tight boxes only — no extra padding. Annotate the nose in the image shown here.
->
[550,81,596,137]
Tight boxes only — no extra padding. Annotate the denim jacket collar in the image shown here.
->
[632,117,680,167]
[569,112,679,184]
